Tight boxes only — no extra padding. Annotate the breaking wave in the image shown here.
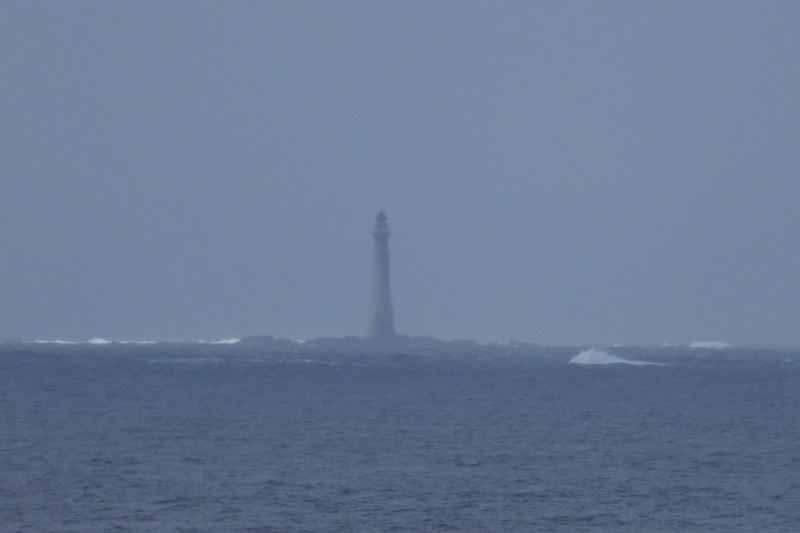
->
[33,338,111,345]
[32,338,157,345]
[569,349,666,366]
[32,338,236,345]
[689,341,732,349]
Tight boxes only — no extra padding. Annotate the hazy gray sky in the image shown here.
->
[1,1,798,345]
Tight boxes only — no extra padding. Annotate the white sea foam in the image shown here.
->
[209,338,240,344]
[569,349,665,366]
[34,338,115,345]
[689,341,732,349]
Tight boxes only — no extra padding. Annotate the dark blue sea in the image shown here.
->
[2,344,799,532]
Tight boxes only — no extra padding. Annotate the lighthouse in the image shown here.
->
[365,209,396,340]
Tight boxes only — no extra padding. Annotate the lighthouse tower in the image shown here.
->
[365,209,396,340]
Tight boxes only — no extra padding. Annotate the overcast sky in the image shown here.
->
[1,2,798,345]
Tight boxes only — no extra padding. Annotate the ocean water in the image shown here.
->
[1,346,799,532]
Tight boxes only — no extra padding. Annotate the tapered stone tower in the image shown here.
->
[365,209,396,340]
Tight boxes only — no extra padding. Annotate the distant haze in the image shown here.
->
[1,2,798,345]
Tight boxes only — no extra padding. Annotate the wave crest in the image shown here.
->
[689,341,732,349]
[569,349,665,366]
